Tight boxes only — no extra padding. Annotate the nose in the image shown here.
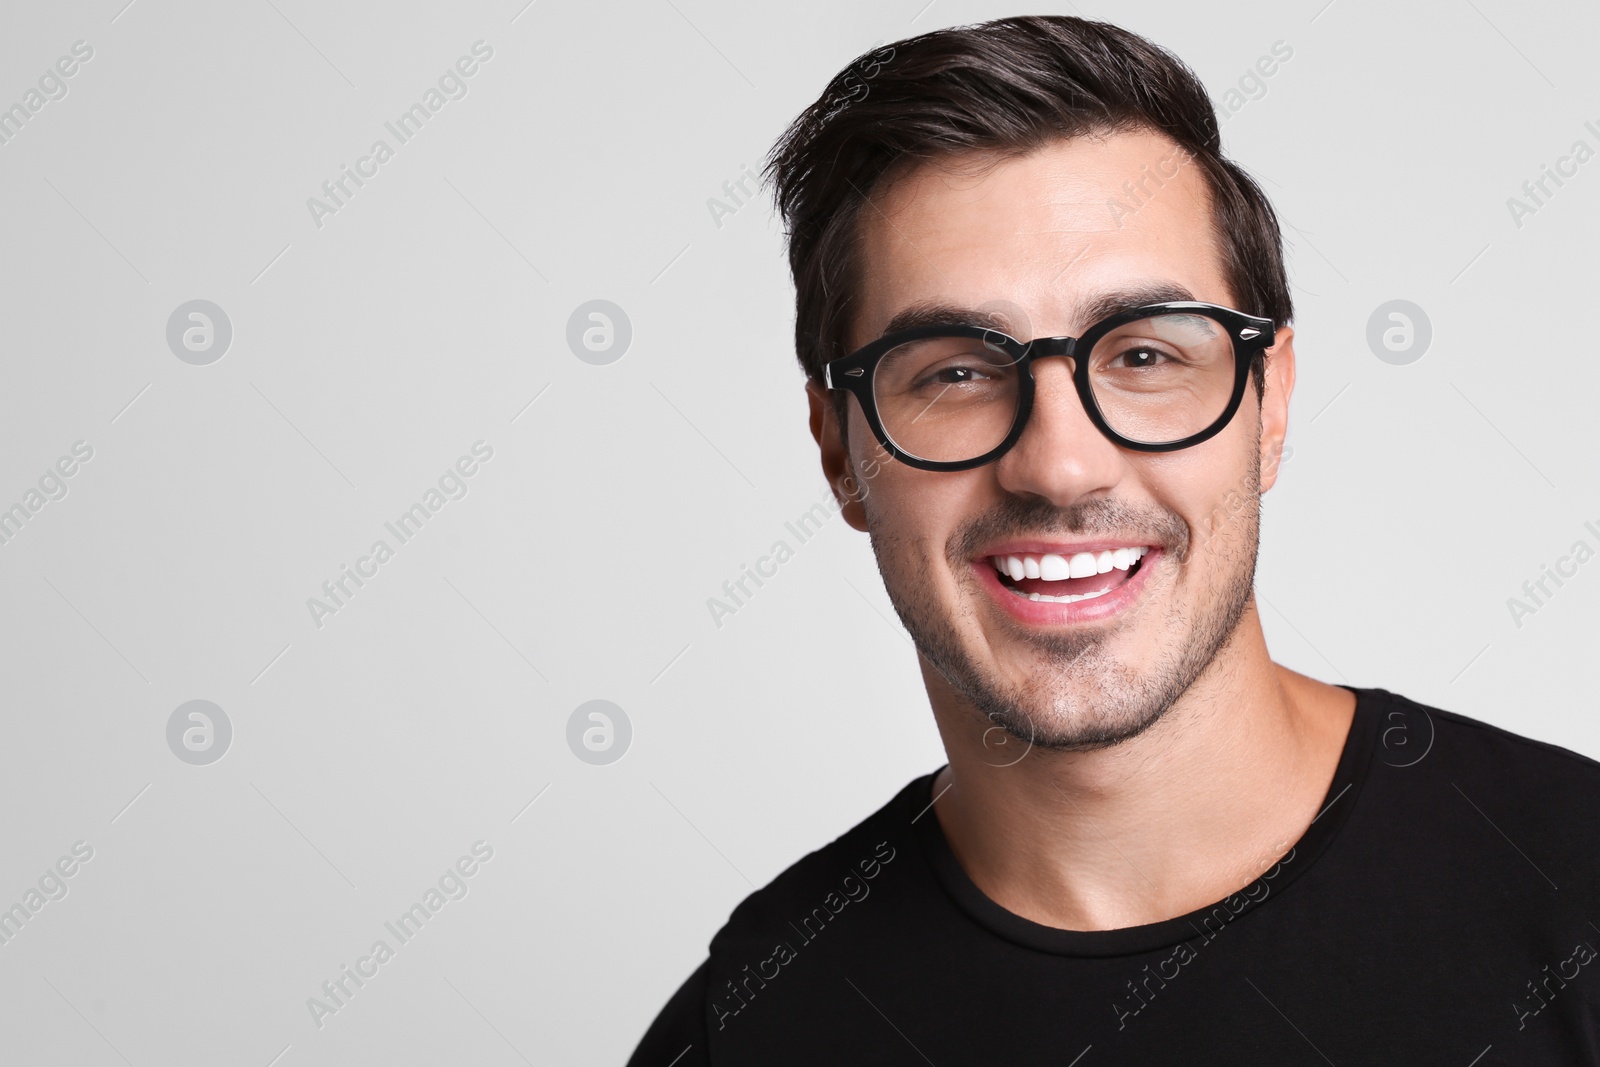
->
[992,355,1125,505]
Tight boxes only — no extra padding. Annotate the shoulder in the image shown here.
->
[1365,686,1600,783]
[707,771,933,961]
[626,958,709,1067]
[1357,687,1600,869]
[628,772,937,1065]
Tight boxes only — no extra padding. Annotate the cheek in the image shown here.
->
[1208,494,1260,562]
[1141,449,1256,565]
[849,433,975,557]
[847,406,893,479]
[848,408,915,514]
[861,464,948,538]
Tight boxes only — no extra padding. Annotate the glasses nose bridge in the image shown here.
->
[1001,331,1115,476]
[1019,333,1078,371]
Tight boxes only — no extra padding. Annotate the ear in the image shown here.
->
[1258,325,1296,493]
[806,379,869,532]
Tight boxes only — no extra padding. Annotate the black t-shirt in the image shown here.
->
[627,687,1600,1065]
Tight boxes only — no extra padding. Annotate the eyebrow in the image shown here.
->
[1075,282,1198,332]
[879,302,1013,337]
[877,282,1199,342]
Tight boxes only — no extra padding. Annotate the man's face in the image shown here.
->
[815,129,1294,752]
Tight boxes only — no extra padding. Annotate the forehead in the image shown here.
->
[850,129,1230,347]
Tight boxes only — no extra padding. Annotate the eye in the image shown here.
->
[878,336,1018,401]
[915,362,999,389]
[1106,345,1175,370]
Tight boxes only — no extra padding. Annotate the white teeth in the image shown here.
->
[992,547,1152,582]
[1038,553,1070,581]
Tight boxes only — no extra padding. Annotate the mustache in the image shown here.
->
[953,494,1189,560]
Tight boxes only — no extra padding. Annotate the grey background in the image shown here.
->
[0,0,1594,1063]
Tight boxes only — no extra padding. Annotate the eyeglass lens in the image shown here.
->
[870,313,1236,462]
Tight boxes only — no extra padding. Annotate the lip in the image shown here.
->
[971,547,1161,627]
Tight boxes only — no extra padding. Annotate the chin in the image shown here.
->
[970,657,1178,753]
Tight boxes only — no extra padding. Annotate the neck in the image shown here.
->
[923,598,1355,931]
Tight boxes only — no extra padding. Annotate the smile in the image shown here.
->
[988,547,1150,603]
[971,542,1159,625]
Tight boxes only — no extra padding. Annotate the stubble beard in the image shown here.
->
[865,465,1262,754]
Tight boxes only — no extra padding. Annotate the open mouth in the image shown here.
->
[987,547,1150,604]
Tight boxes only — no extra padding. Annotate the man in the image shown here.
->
[630,15,1600,1065]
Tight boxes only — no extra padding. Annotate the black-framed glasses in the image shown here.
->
[823,301,1275,472]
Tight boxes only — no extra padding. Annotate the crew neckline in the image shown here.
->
[911,684,1384,958]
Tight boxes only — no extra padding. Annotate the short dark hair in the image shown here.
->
[765,15,1292,423]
